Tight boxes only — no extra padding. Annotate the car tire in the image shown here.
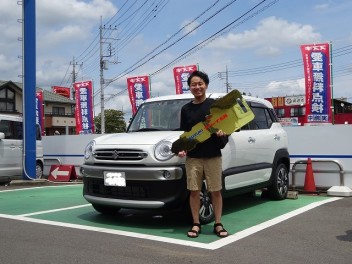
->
[36,162,43,179]
[199,182,215,224]
[267,163,289,200]
[92,204,121,215]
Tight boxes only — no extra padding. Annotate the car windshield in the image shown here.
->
[128,99,191,132]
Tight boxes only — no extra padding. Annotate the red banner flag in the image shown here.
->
[127,76,150,115]
[300,43,332,124]
[73,80,94,134]
[52,86,71,98]
[173,65,197,94]
[35,90,44,135]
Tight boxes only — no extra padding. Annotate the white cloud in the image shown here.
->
[181,20,200,36]
[265,78,305,97]
[210,16,322,55]
[37,0,117,27]
[314,3,330,10]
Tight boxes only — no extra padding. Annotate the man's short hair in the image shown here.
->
[187,70,209,86]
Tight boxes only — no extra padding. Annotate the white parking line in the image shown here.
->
[0,184,81,193]
[0,197,342,250]
[19,204,91,217]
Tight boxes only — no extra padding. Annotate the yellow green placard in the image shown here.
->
[172,90,255,153]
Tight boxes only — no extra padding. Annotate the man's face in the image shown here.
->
[189,76,207,99]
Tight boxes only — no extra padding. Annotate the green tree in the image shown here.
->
[94,109,126,134]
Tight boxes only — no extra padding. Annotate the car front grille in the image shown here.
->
[83,177,187,203]
[84,177,149,199]
[93,149,148,161]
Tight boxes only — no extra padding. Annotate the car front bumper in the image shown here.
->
[81,164,188,210]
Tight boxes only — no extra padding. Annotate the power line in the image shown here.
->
[103,0,275,103]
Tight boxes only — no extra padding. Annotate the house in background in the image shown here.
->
[0,80,76,135]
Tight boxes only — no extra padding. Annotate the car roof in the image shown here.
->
[145,92,273,108]
[0,114,23,122]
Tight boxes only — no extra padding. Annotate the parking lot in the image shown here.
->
[0,183,344,250]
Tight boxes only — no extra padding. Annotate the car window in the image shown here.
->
[0,120,14,139]
[14,121,23,139]
[128,99,189,132]
[36,124,42,140]
[250,107,272,130]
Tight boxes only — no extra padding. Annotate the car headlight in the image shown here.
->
[154,140,174,161]
[84,140,96,160]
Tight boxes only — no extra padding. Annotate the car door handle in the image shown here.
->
[274,134,280,141]
[248,137,256,143]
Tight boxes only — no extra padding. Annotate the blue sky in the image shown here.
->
[1,0,351,119]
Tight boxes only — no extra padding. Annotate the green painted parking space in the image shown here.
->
[0,185,332,244]
[0,185,86,215]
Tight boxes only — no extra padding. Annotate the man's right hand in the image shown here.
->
[178,150,187,158]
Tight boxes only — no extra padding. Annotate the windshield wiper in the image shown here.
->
[134,128,163,132]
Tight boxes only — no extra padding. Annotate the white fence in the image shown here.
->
[42,125,352,189]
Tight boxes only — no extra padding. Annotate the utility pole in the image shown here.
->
[99,17,119,134]
[226,65,229,93]
[218,66,230,93]
[99,17,105,134]
[70,57,82,99]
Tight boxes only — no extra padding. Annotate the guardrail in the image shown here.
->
[291,159,345,191]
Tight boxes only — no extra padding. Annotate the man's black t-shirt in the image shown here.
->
[180,98,226,158]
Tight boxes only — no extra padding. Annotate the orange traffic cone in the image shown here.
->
[304,158,316,192]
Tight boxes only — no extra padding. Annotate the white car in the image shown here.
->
[0,114,44,183]
[82,93,290,223]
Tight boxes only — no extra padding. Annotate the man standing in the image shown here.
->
[177,70,228,238]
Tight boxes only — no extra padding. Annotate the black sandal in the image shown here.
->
[187,223,201,238]
[213,223,228,238]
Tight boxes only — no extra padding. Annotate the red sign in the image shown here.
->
[173,65,197,94]
[301,43,332,124]
[52,86,71,98]
[48,165,77,182]
[73,80,94,134]
[35,90,44,135]
[127,76,150,115]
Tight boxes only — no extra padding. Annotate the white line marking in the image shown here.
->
[208,197,343,249]
[0,184,82,193]
[20,204,91,217]
[0,197,342,250]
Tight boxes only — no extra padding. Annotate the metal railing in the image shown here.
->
[291,159,345,191]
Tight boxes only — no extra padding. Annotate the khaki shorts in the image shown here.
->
[185,157,222,192]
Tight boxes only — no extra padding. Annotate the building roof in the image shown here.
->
[0,80,75,105]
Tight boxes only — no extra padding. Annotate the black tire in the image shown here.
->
[199,182,215,224]
[267,163,289,200]
[92,204,121,215]
[36,162,43,179]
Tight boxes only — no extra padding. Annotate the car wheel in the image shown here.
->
[267,163,289,200]
[36,162,43,179]
[92,204,121,215]
[199,182,215,224]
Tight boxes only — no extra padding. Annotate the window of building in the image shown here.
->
[52,106,65,115]
[0,87,15,112]
[290,107,305,117]
[275,108,285,118]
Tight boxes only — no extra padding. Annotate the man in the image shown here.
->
[178,70,228,238]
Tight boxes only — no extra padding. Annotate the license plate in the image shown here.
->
[104,172,126,187]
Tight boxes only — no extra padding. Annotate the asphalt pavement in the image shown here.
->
[0,181,351,264]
